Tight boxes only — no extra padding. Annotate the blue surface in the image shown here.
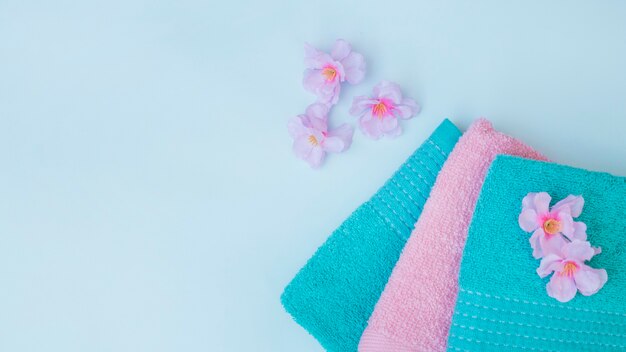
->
[1,1,626,351]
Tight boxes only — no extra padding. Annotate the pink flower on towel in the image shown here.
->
[303,39,366,105]
[537,240,608,303]
[349,81,420,139]
[518,193,587,258]
[288,103,353,168]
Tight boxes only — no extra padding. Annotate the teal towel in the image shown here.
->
[281,120,462,351]
[447,155,626,352]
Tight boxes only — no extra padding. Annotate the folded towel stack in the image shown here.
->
[282,118,625,352]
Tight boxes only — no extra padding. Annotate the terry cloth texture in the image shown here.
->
[447,156,626,352]
[359,118,547,352]
[281,119,462,352]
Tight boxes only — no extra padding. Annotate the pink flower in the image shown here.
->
[303,39,366,105]
[537,240,608,303]
[288,103,353,168]
[518,193,587,259]
[349,81,420,139]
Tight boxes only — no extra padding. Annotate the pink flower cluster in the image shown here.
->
[518,193,607,303]
[289,39,421,168]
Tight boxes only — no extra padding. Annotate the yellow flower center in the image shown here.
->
[321,67,337,81]
[308,135,319,146]
[561,261,578,277]
[372,102,388,118]
[543,219,562,235]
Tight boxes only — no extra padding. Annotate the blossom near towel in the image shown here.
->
[447,156,626,352]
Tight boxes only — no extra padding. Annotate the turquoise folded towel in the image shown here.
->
[281,119,462,351]
[447,155,626,352]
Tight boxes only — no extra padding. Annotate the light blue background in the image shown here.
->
[1,1,625,351]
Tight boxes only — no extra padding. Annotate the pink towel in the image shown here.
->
[358,119,547,352]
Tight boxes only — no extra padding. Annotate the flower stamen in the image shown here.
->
[308,135,319,146]
[321,66,337,82]
[543,219,562,235]
[372,102,388,118]
[560,261,578,277]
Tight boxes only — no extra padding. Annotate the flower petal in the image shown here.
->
[571,221,588,241]
[533,192,551,215]
[373,80,402,104]
[558,211,575,237]
[333,61,346,82]
[574,267,607,296]
[305,103,330,121]
[306,146,325,168]
[380,116,399,133]
[539,232,567,257]
[561,240,595,262]
[296,111,327,134]
[327,83,341,105]
[330,39,352,61]
[529,229,545,259]
[318,83,341,105]
[303,69,326,93]
[553,195,584,217]
[522,193,538,209]
[537,254,563,278]
[293,136,314,159]
[349,96,377,116]
[341,52,366,84]
[519,209,540,232]
[547,273,578,302]
[360,116,383,140]
[359,110,374,122]
[326,123,354,152]
[287,116,308,138]
[396,98,420,119]
[322,136,344,153]
[304,43,333,69]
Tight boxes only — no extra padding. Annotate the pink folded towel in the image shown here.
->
[359,118,547,352]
